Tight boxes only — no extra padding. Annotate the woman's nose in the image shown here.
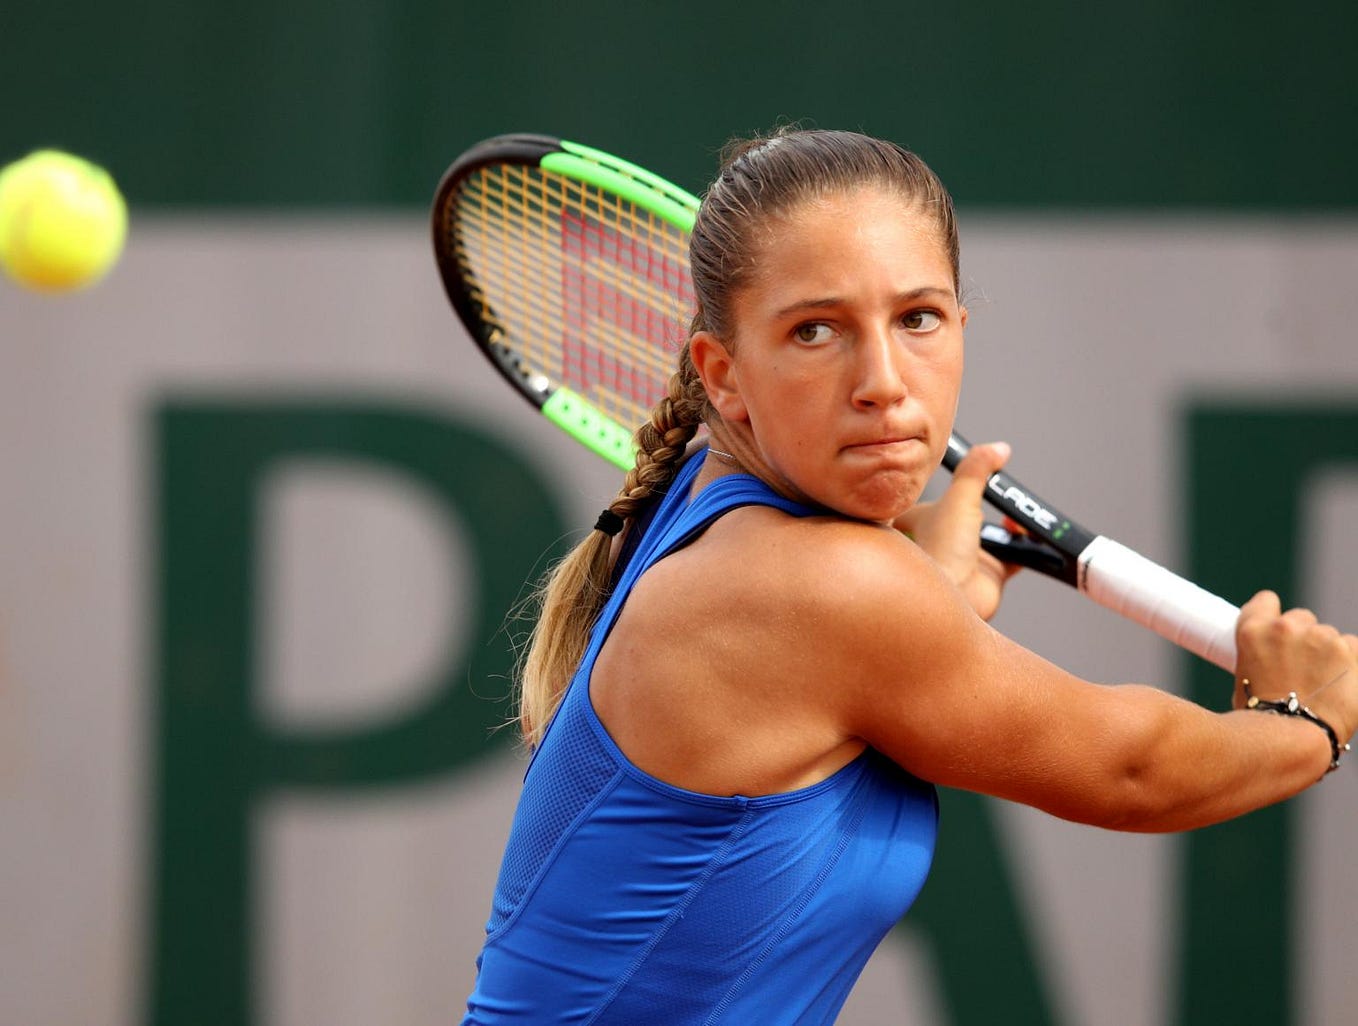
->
[851,328,909,409]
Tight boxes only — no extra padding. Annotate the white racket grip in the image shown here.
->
[1077,536,1240,673]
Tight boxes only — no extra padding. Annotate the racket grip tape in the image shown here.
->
[1077,536,1239,672]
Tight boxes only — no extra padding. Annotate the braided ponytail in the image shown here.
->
[515,342,708,747]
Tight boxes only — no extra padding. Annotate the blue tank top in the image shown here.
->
[463,450,938,1025]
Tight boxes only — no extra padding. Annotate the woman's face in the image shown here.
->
[696,186,966,524]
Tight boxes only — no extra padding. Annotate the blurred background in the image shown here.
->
[3,2,1357,1024]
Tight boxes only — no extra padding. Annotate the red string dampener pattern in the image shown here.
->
[559,206,694,429]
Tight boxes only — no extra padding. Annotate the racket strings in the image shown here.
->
[468,171,685,390]
[456,195,675,417]
[452,163,693,429]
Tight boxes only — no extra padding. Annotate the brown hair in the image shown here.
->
[515,128,960,746]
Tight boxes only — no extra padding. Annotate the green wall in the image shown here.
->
[5,1,1357,208]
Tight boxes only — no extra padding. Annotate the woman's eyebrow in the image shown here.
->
[773,286,954,318]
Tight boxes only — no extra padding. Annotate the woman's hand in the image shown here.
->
[1232,590,1358,756]
[893,441,1019,621]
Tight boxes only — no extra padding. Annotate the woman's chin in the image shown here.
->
[827,475,925,525]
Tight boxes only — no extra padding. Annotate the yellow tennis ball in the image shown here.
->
[0,149,128,292]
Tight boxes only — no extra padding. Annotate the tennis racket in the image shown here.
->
[430,133,1241,672]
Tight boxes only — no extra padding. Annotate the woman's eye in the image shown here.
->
[902,310,942,332]
[793,322,833,344]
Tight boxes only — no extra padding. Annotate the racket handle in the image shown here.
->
[1077,536,1239,673]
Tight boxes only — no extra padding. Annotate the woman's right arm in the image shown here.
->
[808,527,1356,832]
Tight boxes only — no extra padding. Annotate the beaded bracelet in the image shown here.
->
[1241,679,1350,775]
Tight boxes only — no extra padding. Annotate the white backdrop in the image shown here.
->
[1,213,1356,1026]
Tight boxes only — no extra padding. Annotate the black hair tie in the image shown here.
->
[594,508,625,537]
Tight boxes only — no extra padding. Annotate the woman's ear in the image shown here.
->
[689,331,748,422]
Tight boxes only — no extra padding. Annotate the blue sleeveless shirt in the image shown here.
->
[463,451,938,1025]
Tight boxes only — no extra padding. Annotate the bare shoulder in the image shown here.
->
[628,505,982,720]
[691,507,972,647]
[673,505,1019,743]
[594,505,942,795]
[592,507,956,787]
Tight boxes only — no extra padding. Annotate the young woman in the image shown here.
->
[460,129,1357,1024]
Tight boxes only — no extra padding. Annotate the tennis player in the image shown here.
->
[460,129,1357,1024]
